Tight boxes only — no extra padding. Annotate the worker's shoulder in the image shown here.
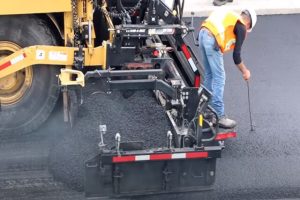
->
[235,21,246,32]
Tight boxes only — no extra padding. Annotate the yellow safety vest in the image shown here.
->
[201,11,247,53]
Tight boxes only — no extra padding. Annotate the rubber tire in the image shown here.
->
[0,15,60,135]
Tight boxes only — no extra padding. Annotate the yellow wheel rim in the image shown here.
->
[0,41,33,105]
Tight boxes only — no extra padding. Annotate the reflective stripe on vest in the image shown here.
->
[202,11,246,53]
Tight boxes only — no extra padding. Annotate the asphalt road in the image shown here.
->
[180,14,300,199]
[1,14,300,200]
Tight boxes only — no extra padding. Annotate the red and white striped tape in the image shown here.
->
[113,152,208,163]
[181,44,197,72]
[0,53,26,71]
[181,43,201,87]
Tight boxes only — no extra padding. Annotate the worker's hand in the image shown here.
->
[236,62,251,81]
[242,69,251,80]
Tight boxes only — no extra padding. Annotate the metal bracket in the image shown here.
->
[98,124,107,149]
[167,130,173,149]
[115,133,121,156]
[59,68,85,87]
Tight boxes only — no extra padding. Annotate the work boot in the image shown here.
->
[218,116,237,129]
[213,0,227,6]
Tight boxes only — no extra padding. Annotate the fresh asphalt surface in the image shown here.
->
[182,14,300,199]
[1,14,300,200]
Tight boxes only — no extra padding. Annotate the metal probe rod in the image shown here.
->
[247,81,255,131]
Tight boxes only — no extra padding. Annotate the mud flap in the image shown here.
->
[85,153,217,198]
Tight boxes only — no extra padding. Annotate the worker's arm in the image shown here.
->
[233,22,250,80]
[236,62,251,80]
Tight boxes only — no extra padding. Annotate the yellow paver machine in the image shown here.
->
[0,0,236,198]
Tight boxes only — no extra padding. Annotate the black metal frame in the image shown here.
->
[85,69,179,98]
[82,0,229,198]
[85,147,221,198]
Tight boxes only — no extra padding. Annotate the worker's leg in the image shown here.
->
[206,49,236,128]
[198,30,236,128]
[198,29,213,92]
[199,29,225,117]
[206,48,225,117]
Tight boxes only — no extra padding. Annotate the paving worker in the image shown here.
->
[198,8,257,129]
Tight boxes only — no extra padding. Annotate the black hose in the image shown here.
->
[180,0,185,20]
[116,0,125,13]
[107,0,143,19]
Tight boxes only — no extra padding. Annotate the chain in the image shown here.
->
[72,0,80,46]
[127,0,143,15]
[96,0,143,19]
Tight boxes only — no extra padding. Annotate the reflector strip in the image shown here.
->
[11,53,26,64]
[112,151,209,163]
[0,53,26,71]
[113,155,135,163]
[215,132,237,141]
[150,154,172,161]
[194,74,201,87]
[186,152,208,158]
[181,44,197,72]
[198,114,203,127]
[188,58,197,72]
[171,153,186,159]
[181,44,191,59]
[0,61,11,71]
[135,155,150,161]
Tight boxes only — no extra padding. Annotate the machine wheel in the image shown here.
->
[0,15,60,134]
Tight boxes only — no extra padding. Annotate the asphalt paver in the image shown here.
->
[1,14,300,200]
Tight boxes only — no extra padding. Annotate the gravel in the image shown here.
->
[48,80,172,191]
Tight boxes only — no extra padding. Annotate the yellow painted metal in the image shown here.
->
[0,44,107,79]
[63,11,75,83]
[0,41,33,105]
[86,0,93,21]
[86,0,96,50]
[59,69,85,87]
[77,0,84,19]
[198,114,203,127]
[77,0,93,21]
[77,0,96,50]
[85,41,107,67]
[0,0,109,88]
[0,0,72,15]
[64,12,74,47]
[101,2,115,42]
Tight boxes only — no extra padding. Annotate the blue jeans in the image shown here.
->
[198,29,225,117]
